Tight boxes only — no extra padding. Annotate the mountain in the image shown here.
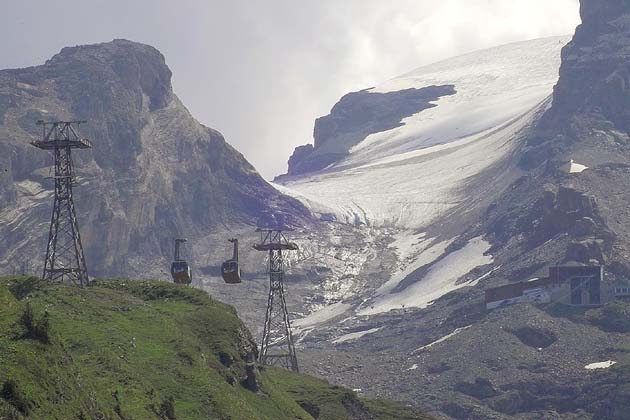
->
[263,2,630,418]
[0,275,432,419]
[0,39,309,279]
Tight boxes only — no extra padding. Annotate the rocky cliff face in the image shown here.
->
[551,0,630,130]
[495,0,630,278]
[279,85,455,178]
[0,39,309,277]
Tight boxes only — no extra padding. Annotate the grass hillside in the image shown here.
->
[0,276,433,420]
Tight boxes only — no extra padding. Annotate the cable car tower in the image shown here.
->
[31,121,91,286]
[253,228,299,372]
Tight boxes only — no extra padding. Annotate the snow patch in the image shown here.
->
[585,360,616,370]
[292,302,351,330]
[355,36,569,164]
[569,160,588,174]
[406,363,419,371]
[15,180,46,196]
[413,325,472,353]
[376,237,454,296]
[281,103,546,229]
[359,237,493,315]
[389,231,427,262]
[333,327,381,344]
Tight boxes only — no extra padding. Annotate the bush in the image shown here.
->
[1,380,32,415]
[21,302,50,344]
[159,396,176,420]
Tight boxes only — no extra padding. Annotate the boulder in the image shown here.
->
[454,378,498,399]
[572,217,597,237]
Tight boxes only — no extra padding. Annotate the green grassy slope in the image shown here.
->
[0,277,433,420]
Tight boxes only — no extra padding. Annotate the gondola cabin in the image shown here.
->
[222,238,241,284]
[171,238,192,285]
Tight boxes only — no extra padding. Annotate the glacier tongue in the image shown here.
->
[279,103,545,229]
[352,36,570,164]
[278,36,568,230]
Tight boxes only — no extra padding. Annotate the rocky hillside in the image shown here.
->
[493,0,630,275]
[0,276,431,420]
[0,40,309,278]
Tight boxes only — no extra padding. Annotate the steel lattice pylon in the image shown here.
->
[253,229,299,372]
[31,121,92,286]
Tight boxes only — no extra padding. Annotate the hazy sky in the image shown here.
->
[1,1,580,178]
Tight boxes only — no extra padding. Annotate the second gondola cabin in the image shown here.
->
[222,238,241,284]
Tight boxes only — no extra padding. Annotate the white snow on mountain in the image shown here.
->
[350,36,570,165]
[376,236,454,296]
[584,360,616,370]
[293,302,351,331]
[359,236,493,315]
[569,159,588,173]
[332,327,382,344]
[278,36,569,230]
[276,36,568,318]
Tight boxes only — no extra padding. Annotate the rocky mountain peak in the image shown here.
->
[544,0,630,132]
[45,39,172,111]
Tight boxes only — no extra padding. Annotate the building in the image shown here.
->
[614,282,630,301]
[485,265,605,310]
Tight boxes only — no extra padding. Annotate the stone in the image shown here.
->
[511,326,558,349]
[572,217,597,237]
[566,239,606,264]
[241,361,259,392]
[454,378,498,399]
[490,391,526,415]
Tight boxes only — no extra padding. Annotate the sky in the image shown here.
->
[0,0,580,178]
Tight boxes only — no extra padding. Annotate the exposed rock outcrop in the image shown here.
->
[511,326,557,349]
[454,378,498,399]
[548,0,630,131]
[488,0,630,276]
[278,85,455,178]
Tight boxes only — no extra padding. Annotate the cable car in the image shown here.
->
[171,238,192,285]
[222,238,241,284]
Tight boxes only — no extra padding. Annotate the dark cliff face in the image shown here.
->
[279,85,455,178]
[544,0,630,131]
[486,0,630,281]
[0,39,309,277]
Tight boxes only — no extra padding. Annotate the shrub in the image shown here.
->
[21,302,50,344]
[1,380,32,415]
[159,396,176,420]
